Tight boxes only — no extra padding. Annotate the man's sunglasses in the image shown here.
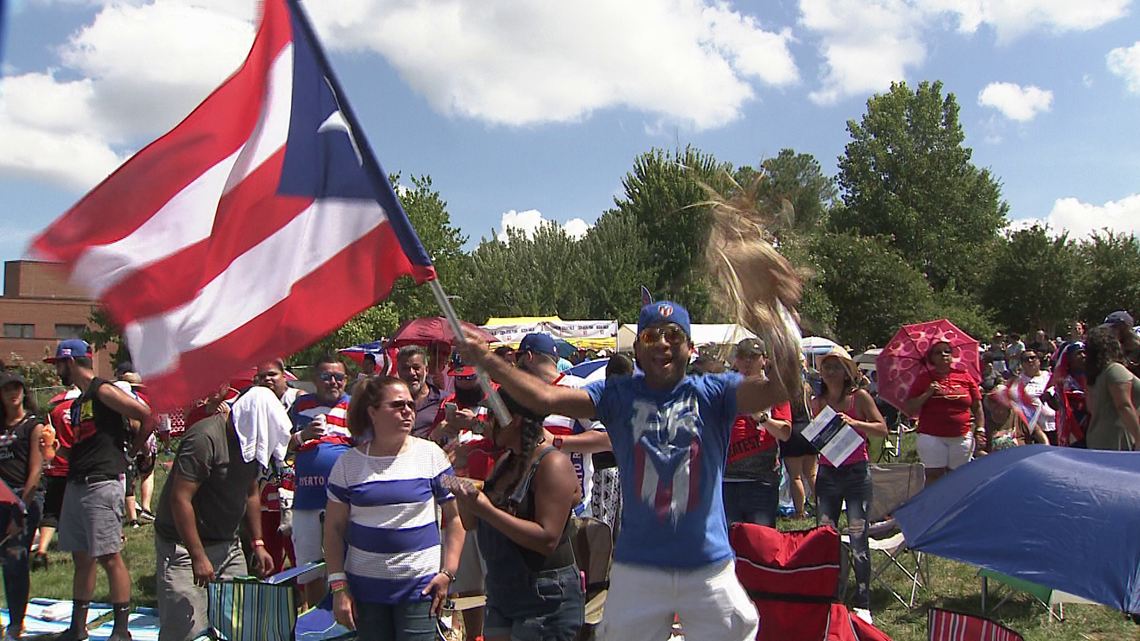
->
[639,325,687,346]
[319,372,347,382]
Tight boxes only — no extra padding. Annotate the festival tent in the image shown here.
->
[893,446,1140,614]
[483,317,618,350]
[615,323,758,352]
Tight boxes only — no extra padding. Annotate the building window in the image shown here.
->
[3,324,35,339]
[55,324,87,340]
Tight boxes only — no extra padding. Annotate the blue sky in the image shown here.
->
[1,0,1138,270]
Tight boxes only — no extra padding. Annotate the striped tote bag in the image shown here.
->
[208,577,296,641]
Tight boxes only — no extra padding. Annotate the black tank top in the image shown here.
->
[69,379,131,479]
[0,414,41,489]
[487,446,576,572]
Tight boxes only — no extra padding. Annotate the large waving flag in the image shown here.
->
[29,0,436,410]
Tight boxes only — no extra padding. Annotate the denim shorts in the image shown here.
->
[484,564,584,641]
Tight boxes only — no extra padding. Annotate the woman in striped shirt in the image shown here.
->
[323,377,464,641]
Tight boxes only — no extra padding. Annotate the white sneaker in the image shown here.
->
[853,608,873,625]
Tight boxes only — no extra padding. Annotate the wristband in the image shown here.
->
[251,539,265,548]
[329,580,349,593]
[328,572,348,583]
[439,569,457,583]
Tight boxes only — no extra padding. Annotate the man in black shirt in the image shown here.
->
[154,387,279,641]
[46,340,151,641]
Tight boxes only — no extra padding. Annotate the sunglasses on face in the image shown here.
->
[319,372,347,382]
[387,400,416,410]
[1024,354,1040,362]
[639,325,687,346]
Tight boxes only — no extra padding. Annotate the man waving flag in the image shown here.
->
[30,0,436,410]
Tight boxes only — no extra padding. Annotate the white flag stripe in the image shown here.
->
[222,44,296,195]
[127,198,389,377]
[345,545,441,577]
[73,45,295,298]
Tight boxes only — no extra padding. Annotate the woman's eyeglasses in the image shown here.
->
[319,372,347,382]
[639,325,687,346]
[387,400,416,410]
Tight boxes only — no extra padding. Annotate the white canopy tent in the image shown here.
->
[616,323,758,352]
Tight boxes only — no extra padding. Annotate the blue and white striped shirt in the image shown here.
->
[326,439,455,604]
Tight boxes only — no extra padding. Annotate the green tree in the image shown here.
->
[84,306,131,367]
[578,210,656,322]
[1078,230,1140,325]
[611,146,735,320]
[463,224,588,323]
[811,233,936,349]
[834,80,1008,293]
[982,224,1083,334]
[758,149,837,236]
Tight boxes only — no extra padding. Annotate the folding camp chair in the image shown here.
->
[204,561,323,641]
[978,568,1097,623]
[863,463,928,608]
[927,607,1024,641]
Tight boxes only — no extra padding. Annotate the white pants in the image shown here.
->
[599,559,758,641]
[291,508,326,584]
[916,433,974,469]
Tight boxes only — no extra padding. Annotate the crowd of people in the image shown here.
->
[0,304,1136,641]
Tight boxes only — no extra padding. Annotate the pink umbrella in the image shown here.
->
[876,319,981,416]
[388,317,499,349]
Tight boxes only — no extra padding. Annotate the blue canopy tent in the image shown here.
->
[893,446,1140,614]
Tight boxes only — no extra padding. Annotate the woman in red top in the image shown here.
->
[904,341,984,485]
[810,347,887,623]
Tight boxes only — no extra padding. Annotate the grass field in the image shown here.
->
[21,439,1139,641]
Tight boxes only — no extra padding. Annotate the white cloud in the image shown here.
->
[304,0,798,130]
[497,210,591,243]
[799,0,1131,104]
[929,0,1132,41]
[1018,194,1140,239]
[1107,41,1140,94]
[0,0,255,189]
[977,82,1053,121]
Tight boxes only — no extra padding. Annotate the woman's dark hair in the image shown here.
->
[819,356,856,399]
[0,377,38,426]
[345,376,409,440]
[1085,326,1124,386]
[485,391,549,508]
[605,353,634,378]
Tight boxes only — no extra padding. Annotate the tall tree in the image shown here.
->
[1078,230,1140,325]
[982,224,1083,334]
[834,80,1008,293]
[812,233,936,349]
[758,149,837,236]
[611,146,734,320]
[578,210,656,323]
[463,223,588,323]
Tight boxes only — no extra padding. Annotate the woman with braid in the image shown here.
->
[453,392,584,641]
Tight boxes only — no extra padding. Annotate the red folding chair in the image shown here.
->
[927,607,1024,641]
[731,524,892,641]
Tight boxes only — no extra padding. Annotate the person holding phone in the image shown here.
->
[287,354,352,609]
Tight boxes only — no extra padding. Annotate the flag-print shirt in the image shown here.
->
[289,393,351,510]
[586,372,739,569]
[326,439,454,604]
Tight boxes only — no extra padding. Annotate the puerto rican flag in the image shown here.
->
[29,0,435,411]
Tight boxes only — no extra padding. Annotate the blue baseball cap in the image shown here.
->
[518,333,558,359]
[638,301,691,338]
[44,339,92,363]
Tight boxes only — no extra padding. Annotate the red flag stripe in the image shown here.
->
[29,4,292,266]
[73,45,296,300]
[98,148,311,326]
[124,198,396,375]
[141,223,434,410]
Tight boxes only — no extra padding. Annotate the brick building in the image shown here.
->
[1,260,113,377]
